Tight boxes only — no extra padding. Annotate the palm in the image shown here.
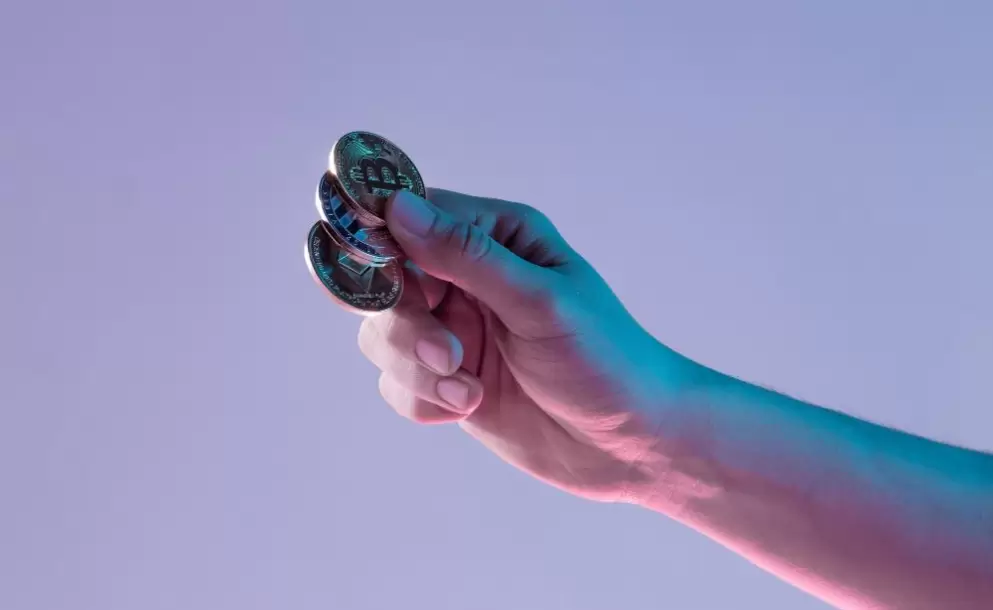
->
[377,189,667,502]
[432,279,656,502]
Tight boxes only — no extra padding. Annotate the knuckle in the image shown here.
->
[380,312,406,350]
[517,277,560,312]
[435,218,467,251]
[513,279,578,336]
[384,311,435,356]
[445,222,492,264]
[393,355,422,381]
[358,313,406,361]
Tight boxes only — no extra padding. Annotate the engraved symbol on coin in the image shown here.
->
[352,157,412,193]
[304,221,403,315]
[331,131,425,222]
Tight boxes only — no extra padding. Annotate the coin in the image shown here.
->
[322,171,386,229]
[315,172,402,264]
[330,131,426,223]
[304,221,403,315]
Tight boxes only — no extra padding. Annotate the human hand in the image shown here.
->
[357,189,693,502]
[357,190,993,610]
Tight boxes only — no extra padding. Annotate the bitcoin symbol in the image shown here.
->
[332,131,425,227]
[355,158,405,192]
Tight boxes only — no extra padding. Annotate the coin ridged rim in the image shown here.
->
[329,130,426,221]
[304,221,403,315]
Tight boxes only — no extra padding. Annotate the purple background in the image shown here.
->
[2,2,992,609]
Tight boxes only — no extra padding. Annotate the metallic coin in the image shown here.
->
[330,131,426,223]
[315,172,403,264]
[304,221,403,315]
[323,171,386,229]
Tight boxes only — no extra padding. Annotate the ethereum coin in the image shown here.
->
[304,221,403,315]
[330,131,426,223]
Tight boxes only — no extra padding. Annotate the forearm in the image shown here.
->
[634,359,993,609]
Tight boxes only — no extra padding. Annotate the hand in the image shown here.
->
[356,191,993,610]
[357,189,691,502]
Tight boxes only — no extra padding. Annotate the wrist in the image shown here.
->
[618,340,727,511]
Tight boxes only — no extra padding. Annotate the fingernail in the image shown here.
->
[390,190,437,237]
[437,378,471,412]
[415,339,451,375]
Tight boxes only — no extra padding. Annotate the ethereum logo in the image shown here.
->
[337,252,375,293]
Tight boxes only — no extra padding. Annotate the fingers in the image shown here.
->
[358,305,462,376]
[358,301,484,423]
[378,374,458,424]
[425,188,578,271]
[377,369,483,424]
[385,189,558,324]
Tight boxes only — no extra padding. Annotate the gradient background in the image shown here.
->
[2,2,992,609]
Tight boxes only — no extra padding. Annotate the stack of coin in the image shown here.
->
[304,131,426,315]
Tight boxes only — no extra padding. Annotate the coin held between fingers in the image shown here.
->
[307,131,427,314]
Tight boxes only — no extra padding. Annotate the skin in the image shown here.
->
[354,188,993,610]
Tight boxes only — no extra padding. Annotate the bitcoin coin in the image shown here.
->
[304,221,403,315]
[315,171,402,264]
[330,131,426,223]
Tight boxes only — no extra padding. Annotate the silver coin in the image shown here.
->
[330,131,426,224]
[304,221,403,315]
[315,172,403,264]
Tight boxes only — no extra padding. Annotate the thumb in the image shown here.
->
[386,189,547,320]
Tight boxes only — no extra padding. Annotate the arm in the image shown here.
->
[632,356,993,609]
[368,188,992,608]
